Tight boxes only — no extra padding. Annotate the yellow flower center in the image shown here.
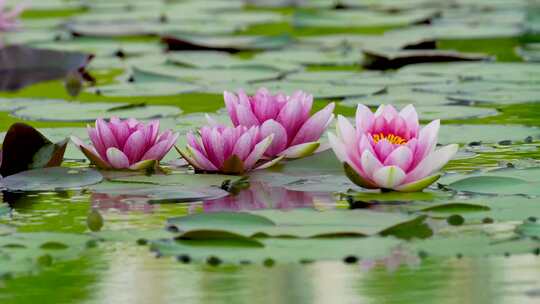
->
[372,133,407,145]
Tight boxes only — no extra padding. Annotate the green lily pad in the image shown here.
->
[294,9,437,28]
[168,209,428,238]
[438,124,540,145]
[12,101,182,122]
[1,167,103,192]
[167,51,301,72]
[441,167,540,196]
[254,48,363,66]
[162,34,293,52]
[88,81,201,97]
[253,80,385,99]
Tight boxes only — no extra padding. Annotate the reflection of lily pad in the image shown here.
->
[13,101,182,122]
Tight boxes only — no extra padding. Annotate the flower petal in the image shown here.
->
[383,146,413,172]
[394,174,441,192]
[343,162,379,189]
[123,130,145,163]
[279,141,320,159]
[372,166,406,189]
[129,159,157,171]
[260,119,288,156]
[244,135,273,170]
[106,147,130,169]
[361,150,383,180]
[224,91,240,126]
[290,102,335,146]
[71,136,111,169]
[405,144,458,183]
[186,145,218,171]
[236,104,260,127]
[96,119,119,149]
[329,132,348,163]
[255,155,284,170]
[355,104,375,132]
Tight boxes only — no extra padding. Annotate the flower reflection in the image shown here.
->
[196,182,334,213]
[361,246,421,272]
[91,193,154,213]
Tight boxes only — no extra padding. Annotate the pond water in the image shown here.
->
[1,0,540,303]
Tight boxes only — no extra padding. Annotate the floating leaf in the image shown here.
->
[13,101,182,122]
[0,123,68,177]
[0,45,93,92]
[1,167,103,192]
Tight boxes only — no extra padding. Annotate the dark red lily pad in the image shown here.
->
[0,123,68,177]
[0,45,94,92]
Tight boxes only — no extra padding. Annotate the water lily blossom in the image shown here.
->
[71,117,178,170]
[329,104,458,192]
[223,88,335,159]
[178,125,281,175]
[0,0,25,32]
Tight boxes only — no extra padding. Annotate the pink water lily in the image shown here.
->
[224,88,335,159]
[178,125,281,175]
[329,104,458,192]
[71,117,178,170]
[0,0,25,32]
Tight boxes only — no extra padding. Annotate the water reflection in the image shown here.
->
[194,182,336,213]
[91,193,154,213]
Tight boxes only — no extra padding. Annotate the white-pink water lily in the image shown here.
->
[0,0,25,32]
[224,88,335,159]
[329,104,458,192]
[71,117,178,170]
[178,125,282,175]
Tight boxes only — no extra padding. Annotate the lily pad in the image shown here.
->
[88,81,201,97]
[253,80,385,99]
[438,124,540,145]
[13,101,182,122]
[0,45,93,92]
[162,34,293,52]
[254,48,363,66]
[0,167,103,192]
[168,208,427,238]
[441,167,540,196]
[362,49,492,70]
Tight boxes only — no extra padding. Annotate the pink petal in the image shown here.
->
[260,119,288,156]
[414,119,440,165]
[276,99,305,140]
[96,119,119,149]
[290,102,335,146]
[383,146,413,172]
[106,147,130,169]
[123,130,145,163]
[237,104,260,127]
[329,132,348,163]
[186,145,219,171]
[374,139,394,161]
[244,135,274,170]
[361,150,383,180]
[87,126,107,159]
[232,131,254,160]
[355,104,375,132]
[372,166,406,189]
[405,144,458,183]
[224,91,240,126]
[399,104,419,137]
